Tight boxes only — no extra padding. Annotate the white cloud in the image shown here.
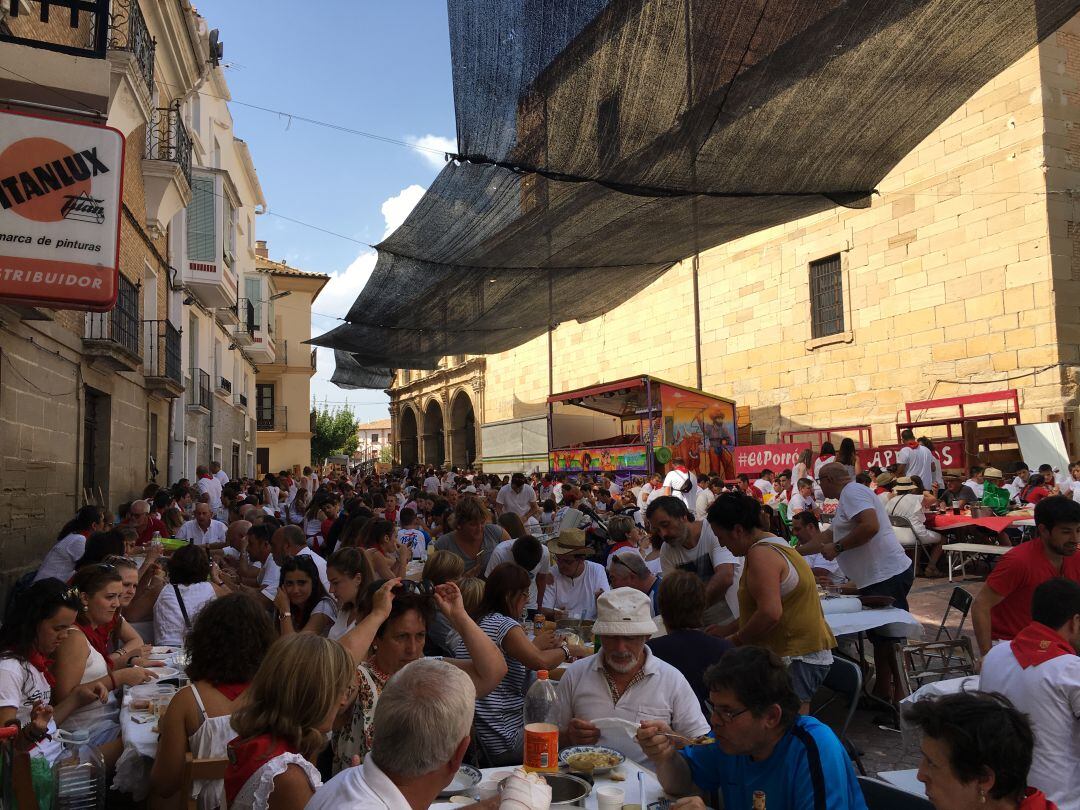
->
[380,184,425,240]
[406,133,456,169]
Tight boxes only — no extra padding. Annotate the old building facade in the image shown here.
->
[390,356,484,470]
[389,16,1080,466]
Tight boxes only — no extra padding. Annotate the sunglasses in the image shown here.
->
[393,579,434,596]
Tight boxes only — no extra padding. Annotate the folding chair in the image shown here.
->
[934,587,973,642]
[811,655,866,775]
[899,638,977,696]
[182,753,229,810]
[857,776,933,810]
[888,515,925,570]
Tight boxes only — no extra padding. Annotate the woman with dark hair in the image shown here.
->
[53,565,157,762]
[361,518,409,581]
[74,528,126,569]
[497,511,528,541]
[274,555,335,637]
[792,448,813,492]
[287,487,309,525]
[33,505,104,583]
[325,547,374,641]
[836,437,860,478]
[152,592,277,809]
[303,495,328,551]
[330,579,507,773]
[458,562,586,765]
[904,691,1055,810]
[153,544,225,646]
[0,579,108,784]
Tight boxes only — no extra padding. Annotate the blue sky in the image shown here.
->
[195,0,456,423]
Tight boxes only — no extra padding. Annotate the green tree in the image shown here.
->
[310,406,360,464]
[378,444,394,464]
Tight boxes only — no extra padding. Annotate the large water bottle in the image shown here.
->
[523,670,560,773]
[52,729,105,809]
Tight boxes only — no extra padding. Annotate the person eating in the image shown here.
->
[539,528,609,621]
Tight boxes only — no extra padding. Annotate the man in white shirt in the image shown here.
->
[979,577,1080,810]
[175,503,228,548]
[638,473,662,509]
[195,465,223,510]
[540,529,608,620]
[271,524,331,592]
[818,462,914,703]
[604,472,623,498]
[423,470,441,494]
[694,476,723,521]
[240,523,280,606]
[661,457,698,510]
[647,496,740,625]
[895,429,936,488]
[964,466,986,499]
[210,460,229,488]
[486,535,551,616]
[495,472,540,520]
[752,469,777,498]
[557,588,710,764]
[307,659,476,810]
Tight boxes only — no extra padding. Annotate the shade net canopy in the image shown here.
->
[317,0,1080,387]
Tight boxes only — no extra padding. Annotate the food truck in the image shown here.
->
[547,376,737,478]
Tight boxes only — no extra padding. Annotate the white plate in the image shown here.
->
[150,667,179,679]
[147,646,176,659]
[559,744,626,774]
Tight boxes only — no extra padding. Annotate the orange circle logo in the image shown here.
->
[0,137,92,223]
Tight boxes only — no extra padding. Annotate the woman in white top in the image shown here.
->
[154,545,227,647]
[287,487,309,526]
[52,565,157,766]
[33,505,104,583]
[273,555,336,637]
[152,592,277,810]
[263,474,281,515]
[0,578,109,793]
[886,477,946,577]
[224,634,355,810]
[325,547,374,641]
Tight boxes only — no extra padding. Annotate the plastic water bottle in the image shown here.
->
[53,729,105,809]
[523,670,560,773]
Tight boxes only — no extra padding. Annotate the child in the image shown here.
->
[787,478,818,517]
[396,507,431,560]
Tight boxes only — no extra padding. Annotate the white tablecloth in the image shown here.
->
[430,760,667,809]
[119,692,159,758]
[879,769,926,797]
[826,607,924,640]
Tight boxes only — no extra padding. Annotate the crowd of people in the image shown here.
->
[1,456,1076,810]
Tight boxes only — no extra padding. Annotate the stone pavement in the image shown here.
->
[816,573,984,778]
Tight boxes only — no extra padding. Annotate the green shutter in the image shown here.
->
[186,177,217,263]
[245,277,262,326]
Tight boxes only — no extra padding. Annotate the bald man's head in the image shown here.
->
[226,520,251,548]
[817,462,851,498]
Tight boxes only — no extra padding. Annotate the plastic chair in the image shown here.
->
[858,776,933,810]
[182,753,228,810]
[934,587,973,642]
[812,655,866,775]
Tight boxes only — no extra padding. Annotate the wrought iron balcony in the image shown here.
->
[187,368,211,410]
[218,376,232,394]
[233,298,255,346]
[257,405,287,432]
[145,104,192,189]
[0,0,109,58]
[310,349,317,371]
[234,392,248,408]
[143,319,183,398]
[107,0,153,90]
[84,274,140,372]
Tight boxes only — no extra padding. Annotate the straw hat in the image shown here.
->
[984,467,1003,480]
[591,587,658,637]
[875,472,896,487]
[548,528,590,556]
[893,476,918,493]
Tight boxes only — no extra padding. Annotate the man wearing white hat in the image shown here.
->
[539,528,609,621]
[556,588,710,765]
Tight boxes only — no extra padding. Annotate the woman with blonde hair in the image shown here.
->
[224,634,355,810]
[422,549,465,585]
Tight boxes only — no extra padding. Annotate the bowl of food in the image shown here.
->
[559,745,625,775]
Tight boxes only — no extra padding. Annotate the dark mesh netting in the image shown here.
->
[316,0,1080,386]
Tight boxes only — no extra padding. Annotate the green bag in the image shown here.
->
[982,482,1011,517]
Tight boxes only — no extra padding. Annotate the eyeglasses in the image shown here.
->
[704,701,749,724]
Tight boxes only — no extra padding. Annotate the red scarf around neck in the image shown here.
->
[905,440,920,449]
[213,681,250,701]
[225,735,294,805]
[26,649,56,687]
[1011,622,1075,669]
[817,453,833,462]
[76,615,116,671]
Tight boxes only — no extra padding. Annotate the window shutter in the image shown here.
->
[187,176,217,263]
[245,277,262,326]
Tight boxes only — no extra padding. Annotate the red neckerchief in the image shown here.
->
[1019,787,1058,810]
[225,735,294,805]
[905,440,920,449]
[200,474,213,481]
[817,454,834,463]
[212,681,250,701]
[1011,622,1075,669]
[76,615,116,671]
[675,465,688,473]
[26,649,56,687]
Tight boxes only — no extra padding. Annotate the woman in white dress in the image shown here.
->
[325,547,374,641]
[154,544,227,647]
[224,634,355,810]
[152,593,277,809]
[51,565,157,766]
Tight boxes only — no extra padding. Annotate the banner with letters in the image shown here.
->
[857,440,966,472]
[735,443,812,475]
[0,110,124,311]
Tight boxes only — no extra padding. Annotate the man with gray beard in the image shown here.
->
[555,588,709,764]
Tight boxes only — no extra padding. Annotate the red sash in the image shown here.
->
[225,735,293,805]
[1011,622,1075,669]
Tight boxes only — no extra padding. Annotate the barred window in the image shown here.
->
[809,254,844,339]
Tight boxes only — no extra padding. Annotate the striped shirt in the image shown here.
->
[452,612,526,760]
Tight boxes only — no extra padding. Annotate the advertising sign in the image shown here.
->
[549,445,649,473]
[857,440,966,472]
[0,110,124,311]
[735,443,812,475]
[659,384,736,479]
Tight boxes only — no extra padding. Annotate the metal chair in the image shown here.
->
[934,586,973,642]
[182,753,229,810]
[812,655,866,775]
[888,514,925,569]
[899,638,977,696]
[858,776,933,810]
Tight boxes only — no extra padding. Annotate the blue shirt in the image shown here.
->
[680,715,867,810]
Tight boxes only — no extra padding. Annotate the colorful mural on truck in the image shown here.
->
[659,384,736,479]
[549,445,649,472]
